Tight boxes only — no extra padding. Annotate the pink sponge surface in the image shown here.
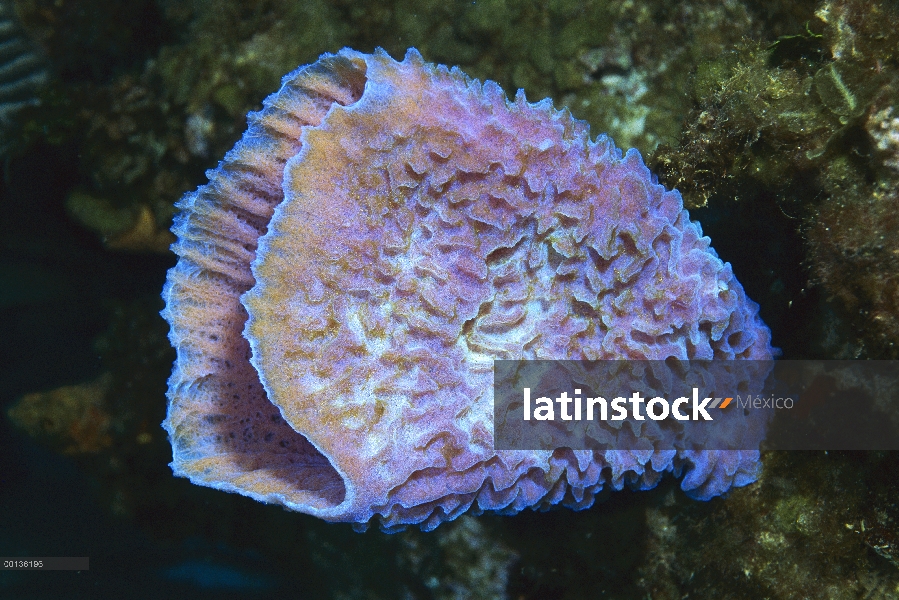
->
[162,48,774,531]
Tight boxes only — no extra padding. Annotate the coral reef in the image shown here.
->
[2,0,898,597]
[650,0,899,357]
[630,452,899,599]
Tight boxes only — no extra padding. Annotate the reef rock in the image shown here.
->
[161,48,773,531]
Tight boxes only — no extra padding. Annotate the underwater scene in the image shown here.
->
[2,0,899,597]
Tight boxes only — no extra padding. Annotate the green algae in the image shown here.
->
[633,452,899,599]
[650,0,899,357]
